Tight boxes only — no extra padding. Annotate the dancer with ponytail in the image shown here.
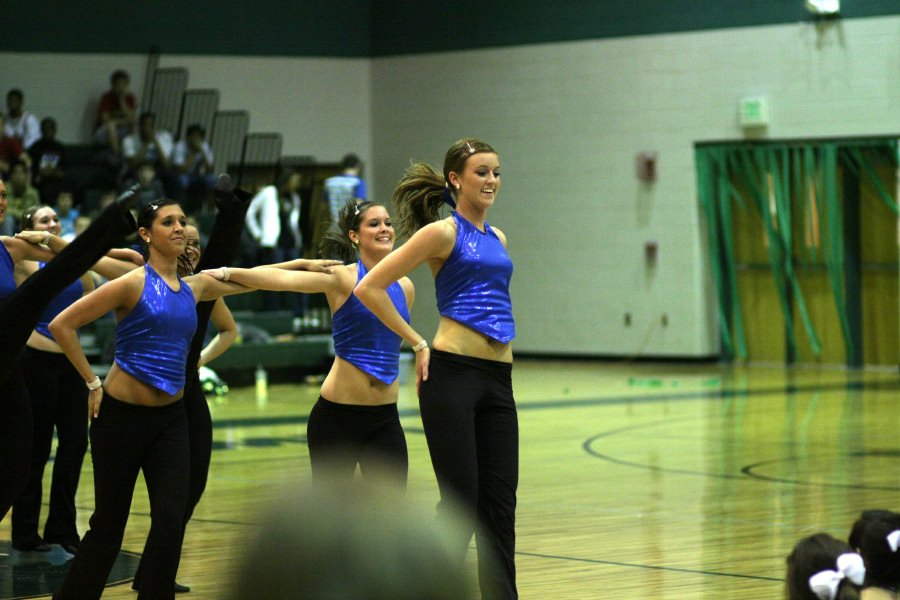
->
[355,138,517,599]
[203,199,412,487]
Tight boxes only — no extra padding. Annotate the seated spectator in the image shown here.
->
[93,69,137,156]
[6,160,40,224]
[0,112,31,177]
[4,89,41,150]
[123,162,166,211]
[122,112,174,195]
[848,509,900,597]
[173,124,216,212]
[68,215,93,241]
[88,188,118,220]
[28,117,67,203]
[786,532,863,600]
[53,189,79,239]
[323,153,366,223]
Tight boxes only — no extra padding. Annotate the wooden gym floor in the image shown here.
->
[2,358,898,599]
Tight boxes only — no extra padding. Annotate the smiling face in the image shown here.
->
[27,206,61,236]
[349,205,394,260]
[140,204,187,258]
[449,152,501,212]
[177,224,202,277]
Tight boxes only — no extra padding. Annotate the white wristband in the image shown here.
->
[86,376,102,391]
[412,339,428,352]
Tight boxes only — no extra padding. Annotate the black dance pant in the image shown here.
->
[0,199,136,522]
[133,177,252,589]
[12,347,88,547]
[53,394,190,600]
[418,349,518,600]
[306,396,408,489]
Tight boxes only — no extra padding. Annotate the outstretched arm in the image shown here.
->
[201,265,341,296]
[256,257,342,271]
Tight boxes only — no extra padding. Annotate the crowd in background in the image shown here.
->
[0,71,367,318]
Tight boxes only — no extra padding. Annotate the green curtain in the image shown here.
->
[696,137,899,364]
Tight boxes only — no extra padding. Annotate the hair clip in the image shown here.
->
[808,553,865,600]
[149,203,159,211]
[465,142,475,154]
[887,530,900,552]
[353,202,360,216]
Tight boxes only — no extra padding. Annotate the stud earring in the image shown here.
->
[455,184,460,190]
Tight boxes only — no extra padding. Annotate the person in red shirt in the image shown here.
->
[0,112,30,177]
[93,70,137,156]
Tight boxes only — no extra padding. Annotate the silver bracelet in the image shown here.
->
[86,376,102,391]
[43,231,51,245]
[221,266,231,282]
[412,339,428,352]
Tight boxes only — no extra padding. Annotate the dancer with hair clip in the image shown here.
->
[48,199,251,600]
[848,509,900,599]
[132,176,254,595]
[355,138,517,599]
[203,199,412,487]
[0,182,138,524]
[786,533,864,600]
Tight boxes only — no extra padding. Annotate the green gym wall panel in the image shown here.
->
[6,0,898,57]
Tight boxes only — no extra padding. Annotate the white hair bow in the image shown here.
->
[808,553,866,600]
[887,530,900,552]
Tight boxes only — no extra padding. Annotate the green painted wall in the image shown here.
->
[7,1,898,57]
[370,0,899,56]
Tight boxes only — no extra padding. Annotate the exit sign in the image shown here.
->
[739,96,770,127]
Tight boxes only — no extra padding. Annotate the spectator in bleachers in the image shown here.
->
[88,188,118,220]
[94,69,137,157]
[122,112,175,196]
[28,117,67,203]
[124,162,166,211]
[244,169,304,314]
[323,153,366,224]
[53,189,79,240]
[4,89,41,150]
[0,112,31,177]
[7,161,40,225]
[173,124,216,213]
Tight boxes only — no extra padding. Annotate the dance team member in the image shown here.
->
[133,177,252,595]
[203,199,412,487]
[0,182,137,523]
[355,138,518,599]
[11,205,96,554]
[49,200,247,600]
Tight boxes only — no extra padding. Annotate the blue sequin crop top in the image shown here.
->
[0,242,16,302]
[435,212,515,344]
[34,262,83,341]
[332,260,409,384]
[114,264,197,395]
